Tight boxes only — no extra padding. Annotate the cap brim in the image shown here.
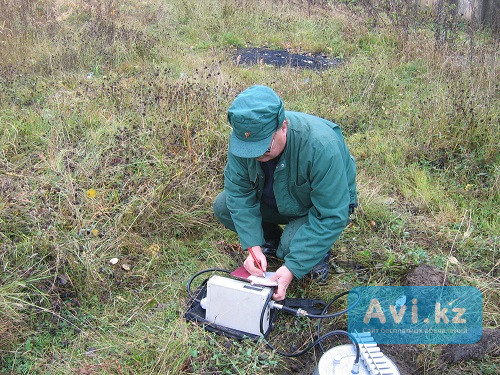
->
[229,131,273,158]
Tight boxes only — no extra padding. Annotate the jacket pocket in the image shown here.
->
[248,164,264,199]
[290,181,312,210]
[248,166,258,186]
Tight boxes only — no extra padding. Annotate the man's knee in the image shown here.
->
[276,215,308,258]
[213,191,228,223]
[213,191,236,232]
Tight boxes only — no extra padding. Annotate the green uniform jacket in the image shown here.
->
[224,111,357,279]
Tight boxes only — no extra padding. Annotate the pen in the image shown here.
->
[248,247,266,277]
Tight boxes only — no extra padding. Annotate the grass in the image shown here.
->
[0,0,498,374]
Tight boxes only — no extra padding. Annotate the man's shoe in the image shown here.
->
[261,239,279,257]
[261,222,282,257]
[309,251,331,283]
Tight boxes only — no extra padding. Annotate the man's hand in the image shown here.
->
[270,265,294,301]
[243,246,267,277]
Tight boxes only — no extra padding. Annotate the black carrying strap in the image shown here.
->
[283,298,327,315]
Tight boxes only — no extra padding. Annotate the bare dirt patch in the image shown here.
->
[441,328,500,363]
[405,264,449,286]
[234,47,343,70]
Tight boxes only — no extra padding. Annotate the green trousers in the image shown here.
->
[213,191,308,259]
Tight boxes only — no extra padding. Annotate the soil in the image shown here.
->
[441,328,500,363]
[234,47,343,70]
[405,264,449,286]
[379,344,424,375]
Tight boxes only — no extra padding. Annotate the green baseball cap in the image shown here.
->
[228,85,285,158]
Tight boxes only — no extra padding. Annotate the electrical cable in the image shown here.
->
[316,291,358,353]
[261,289,361,362]
[265,330,360,361]
[186,268,231,303]
[309,290,357,319]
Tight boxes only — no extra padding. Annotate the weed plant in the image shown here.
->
[0,0,498,374]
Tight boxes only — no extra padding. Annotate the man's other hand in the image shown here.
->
[243,246,267,277]
[270,266,294,301]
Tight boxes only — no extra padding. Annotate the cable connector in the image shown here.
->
[269,301,281,310]
[269,301,309,317]
[351,361,359,374]
[295,308,308,317]
[200,297,208,310]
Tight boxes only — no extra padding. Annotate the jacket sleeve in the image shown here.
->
[224,153,265,249]
[284,142,350,279]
